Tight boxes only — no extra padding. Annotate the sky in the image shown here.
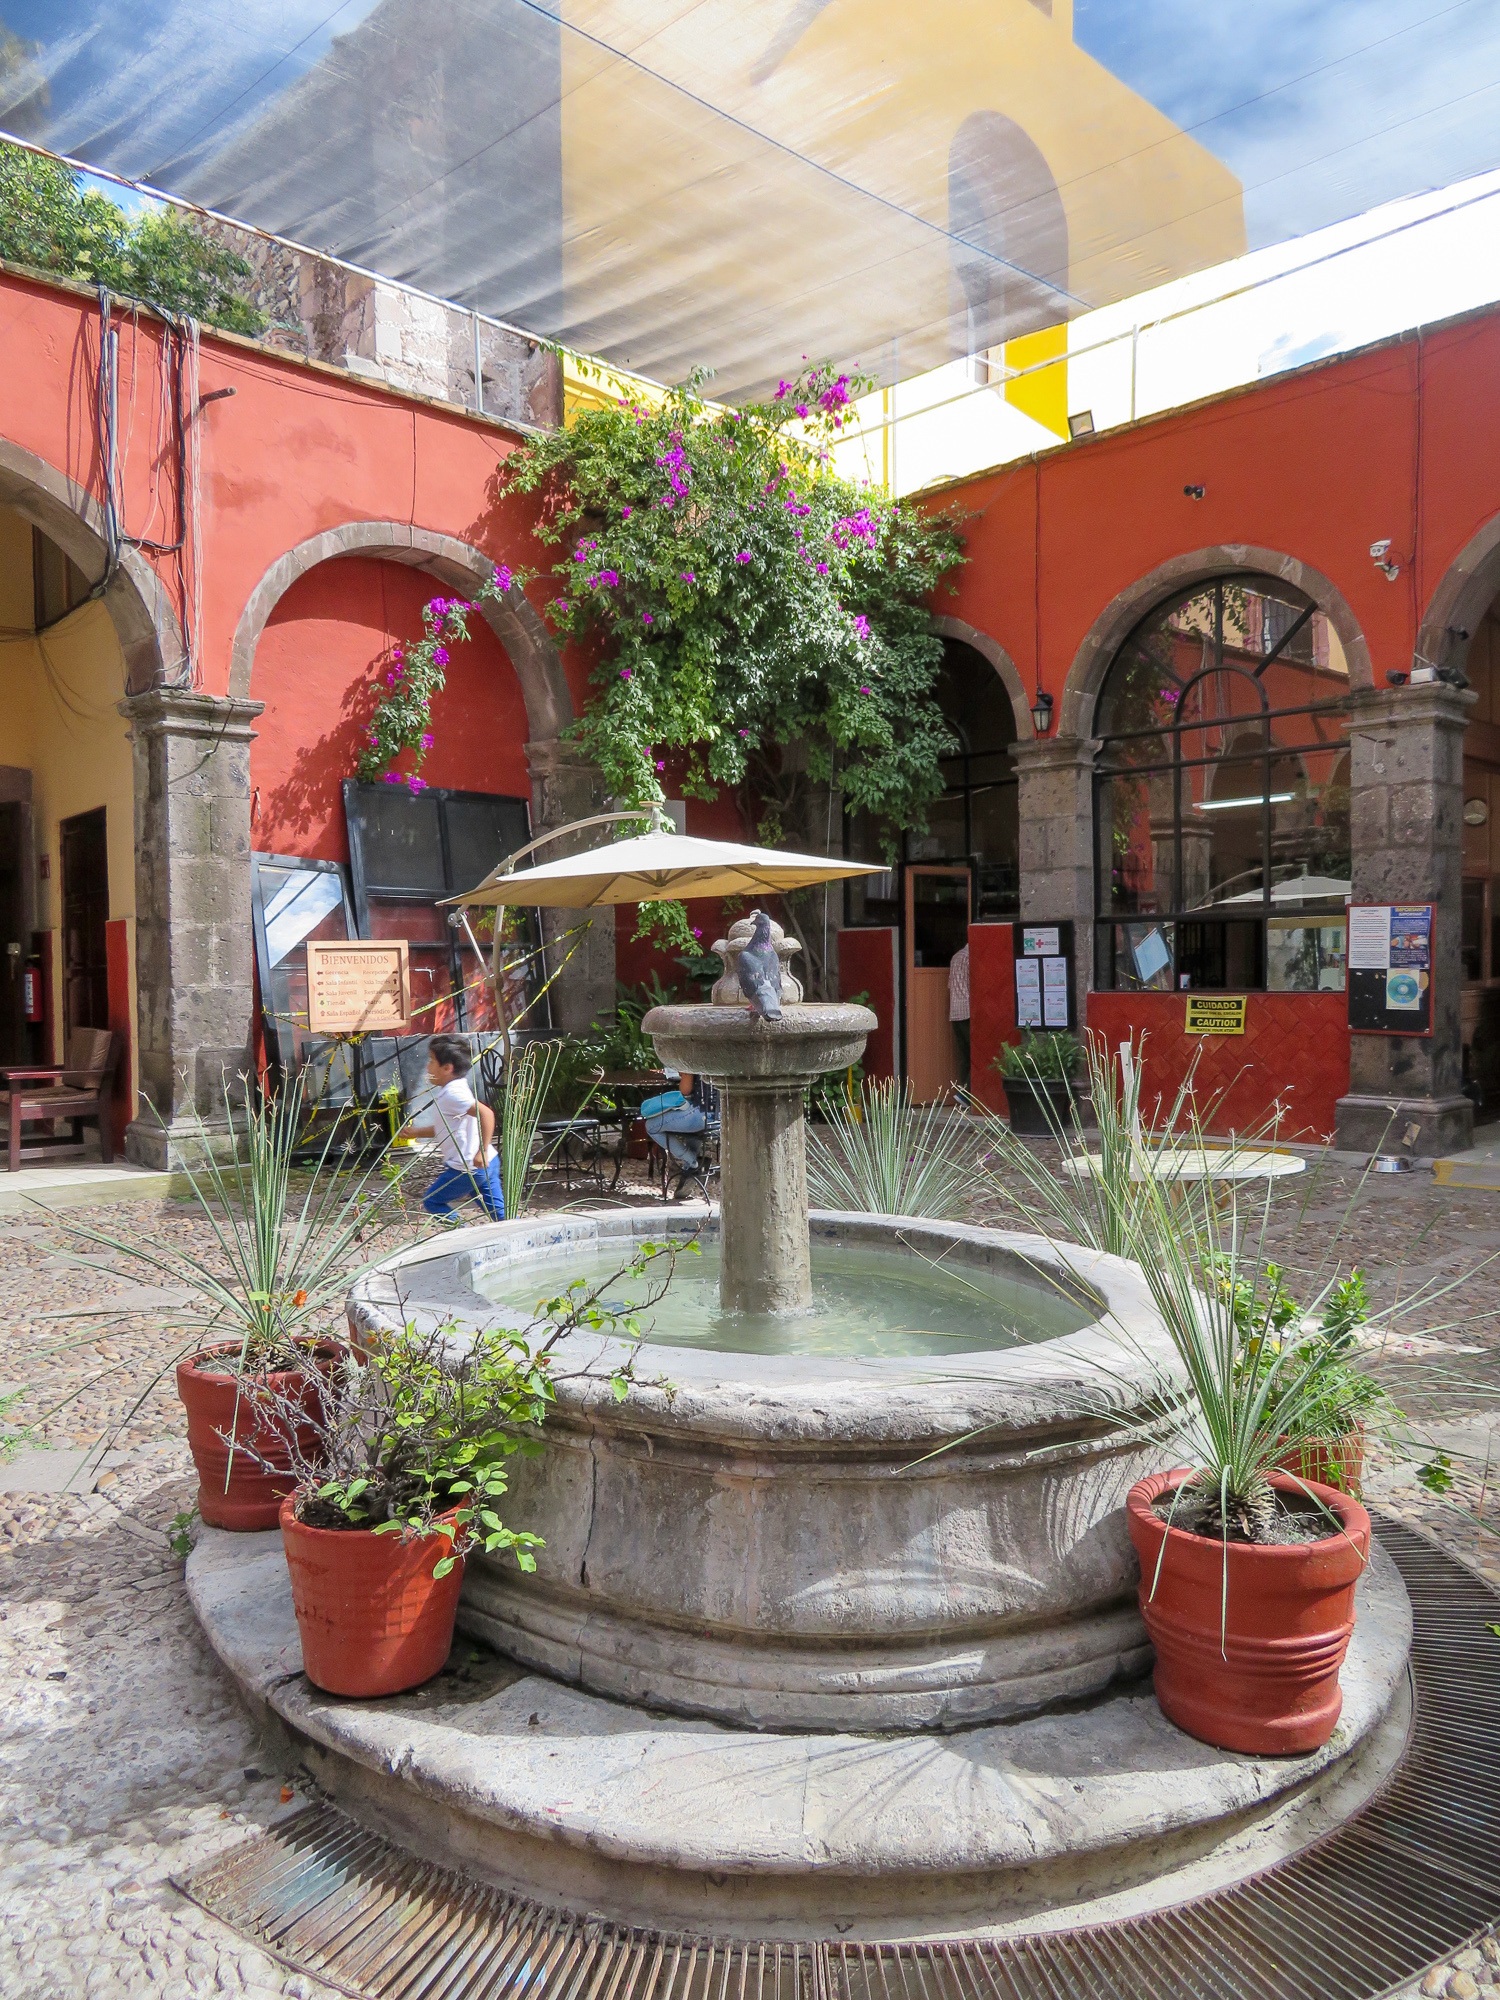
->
[1074,0,1500,250]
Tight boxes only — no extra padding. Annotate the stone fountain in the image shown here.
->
[184,914,1414,1939]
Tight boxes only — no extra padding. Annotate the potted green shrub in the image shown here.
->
[993,1030,1083,1135]
[254,1248,673,1697]
[1117,1164,1378,1755]
[56,1079,407,1530]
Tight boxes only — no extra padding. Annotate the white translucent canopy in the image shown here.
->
[445,830,884,909]
[12,4,1500,398]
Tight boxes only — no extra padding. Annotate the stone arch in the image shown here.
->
[931,615,1034,740]
[1058,545,1373,739]
[1416,511,1500,679]
[0,436,184,690]
[228,522,573,739]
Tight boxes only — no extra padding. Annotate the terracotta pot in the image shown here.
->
[1126,1468,1371,1755]
[1000,1075,1076,1136]
[175,1343,332,1531]
[1275,1424,1366,1496]
[279,1493,465,1697]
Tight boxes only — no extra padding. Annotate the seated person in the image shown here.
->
[402,1034,505,1223]
[641,1069,708,1170]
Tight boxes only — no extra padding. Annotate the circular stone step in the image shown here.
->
[187,1526,1412,1942]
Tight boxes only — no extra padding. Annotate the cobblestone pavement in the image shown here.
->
[3,1157,1500,1997]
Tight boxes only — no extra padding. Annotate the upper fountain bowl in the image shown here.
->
[642,1000,876,1086]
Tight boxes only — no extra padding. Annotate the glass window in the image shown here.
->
[1093,576,1351,991]
[250,854,359,1097]
[844,638,1019,924]
[343,781,533,1034]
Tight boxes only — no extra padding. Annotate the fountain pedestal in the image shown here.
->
[641,1001,875,1312]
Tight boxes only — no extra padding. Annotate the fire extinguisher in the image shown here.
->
[23,966,43,1023]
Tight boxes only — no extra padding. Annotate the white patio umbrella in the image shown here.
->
[444,823,885,909]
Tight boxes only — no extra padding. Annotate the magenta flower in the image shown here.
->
[642,612,654,625]
[859,684,872,695]
[420,732,434,749]
[816,561,829,575]
[852,615,872,642]
[383,771,401,785]
[620,667,632,680]
[555,598,569,614]
[692,927,703,939]
[408,775,427,793]
[493,565,513,591]
[655,759,665,771]
[738,727,750,738]
[621,505,633,518]
[794,403,809,418]
[432,646,450,667]
[775,380,791,399]
[735,551,752,564]
[680,570,695,583]
[573,548,588,562]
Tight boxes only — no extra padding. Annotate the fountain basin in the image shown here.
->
[348,1209,1183,1730]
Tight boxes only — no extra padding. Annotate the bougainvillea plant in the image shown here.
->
[494,364,965,964]
[357,566,516,791]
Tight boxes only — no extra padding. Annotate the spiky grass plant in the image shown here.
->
[495,1040,565,1219]
[967,1032,1286,1259]
[807,1077,980,1220]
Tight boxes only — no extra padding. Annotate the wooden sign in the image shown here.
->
[306,940,411,1034]
[1184,994,1246,1036]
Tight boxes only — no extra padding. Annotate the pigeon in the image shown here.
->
[736,908,784,1021]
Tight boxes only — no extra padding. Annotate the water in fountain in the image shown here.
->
[474,1239,1093,1358]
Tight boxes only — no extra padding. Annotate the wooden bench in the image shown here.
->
[1,1028,120,1171]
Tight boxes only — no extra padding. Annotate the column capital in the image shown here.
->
[1009,733,1100,776]
[120,688,264,741]
[1346,682,1476,735]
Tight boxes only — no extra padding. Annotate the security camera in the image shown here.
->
[1369,539,1392,559]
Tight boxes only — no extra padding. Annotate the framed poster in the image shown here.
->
[1346,903,1434,1036]
[306,940,412,1034]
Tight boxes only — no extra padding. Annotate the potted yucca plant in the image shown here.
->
[55,1078,409,1529]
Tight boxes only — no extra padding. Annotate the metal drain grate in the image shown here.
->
[179,1518,1500,2000]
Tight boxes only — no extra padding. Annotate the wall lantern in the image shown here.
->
[1031,690,1055,735]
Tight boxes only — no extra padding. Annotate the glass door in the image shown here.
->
[904,866,971,1103]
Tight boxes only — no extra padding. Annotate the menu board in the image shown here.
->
[1346,904,1433,1036]
[306,940,412,1033]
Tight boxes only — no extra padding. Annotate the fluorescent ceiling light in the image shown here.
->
[1192,792,1295,812]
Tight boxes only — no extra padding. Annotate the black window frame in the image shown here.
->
[1092,574,1353,994]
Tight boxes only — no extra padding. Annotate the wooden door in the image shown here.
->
[61,808,109,1035]
[904,866,971,1103]
[0,802,24,1063]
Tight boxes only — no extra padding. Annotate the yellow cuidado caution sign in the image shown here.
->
[1184,995,1247,1035]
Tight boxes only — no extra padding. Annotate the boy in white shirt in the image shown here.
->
[402,1034,505,1223]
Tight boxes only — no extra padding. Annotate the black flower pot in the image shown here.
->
[1001,1075,1076,1135]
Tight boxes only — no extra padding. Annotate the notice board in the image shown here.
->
[306,939,412,1034]
[1346,903,1433,1036]
[1011,921,1074,1032]
[1185,995,1247,1035]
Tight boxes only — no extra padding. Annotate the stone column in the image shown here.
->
[719,1079,813,1312]
[1012,735,1098,1024]
[524,736,615,1032]
[1334,683,1475,1159]
[119,689,264,1168]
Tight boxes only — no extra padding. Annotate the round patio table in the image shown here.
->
[1059,1146,1306,1186]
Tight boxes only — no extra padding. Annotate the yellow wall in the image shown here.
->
[0,507,138,1121]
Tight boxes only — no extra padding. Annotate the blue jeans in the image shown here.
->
[644,1104,706,1167]
[423,1159,505,1219]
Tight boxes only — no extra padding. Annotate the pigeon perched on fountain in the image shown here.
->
[735,908,784,1020]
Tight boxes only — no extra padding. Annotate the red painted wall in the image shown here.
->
[1084,991,1350,1143]
[967,923,1018,1114]
[250,557,533,860]
[838,929,898,1080]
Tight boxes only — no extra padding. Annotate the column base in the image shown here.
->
[1333,1092,1474,1160]
[125,1116,234,1173]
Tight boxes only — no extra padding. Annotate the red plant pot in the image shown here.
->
[1126,1468,1371,1756]
[1275,1425,1366,1496]
[279,1494,465,1698]
[175,1344,331,1531]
